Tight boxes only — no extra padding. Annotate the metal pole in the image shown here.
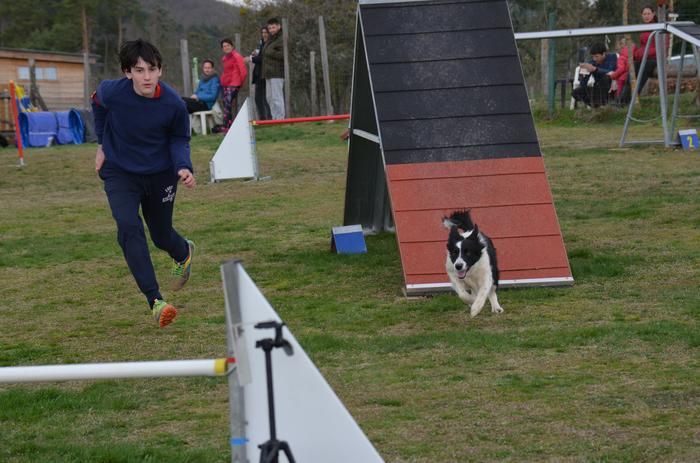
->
[221,261,248,463]
[252,114,349,126]
[319,16,334,115]
[693,44,700,106]
[669,40,687,139]
[180,39,191,96]
[247,99,262,180]
[656,30,671,147]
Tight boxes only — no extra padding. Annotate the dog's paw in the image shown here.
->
[470,305,484,318]
[492,306,504,314]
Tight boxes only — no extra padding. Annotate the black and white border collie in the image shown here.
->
[443,210,504,318]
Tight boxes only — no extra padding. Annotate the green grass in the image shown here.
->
[0,117,699,462]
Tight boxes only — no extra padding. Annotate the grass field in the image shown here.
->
[0,112,699,462]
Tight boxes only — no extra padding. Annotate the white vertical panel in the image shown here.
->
[210,99,257,181]
[230,263,384,463]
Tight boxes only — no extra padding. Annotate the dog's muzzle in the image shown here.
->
[455,262,467,279]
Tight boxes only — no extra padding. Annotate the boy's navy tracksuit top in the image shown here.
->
[92,78,192,175]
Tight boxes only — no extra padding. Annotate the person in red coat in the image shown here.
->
[608,40,636,103]
[633,5,664,95]
[220,38,248,129]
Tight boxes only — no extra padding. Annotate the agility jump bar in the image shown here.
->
[252,114,349,126]
[0,358,236,384]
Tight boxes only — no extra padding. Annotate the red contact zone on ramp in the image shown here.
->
[386,157,573,293]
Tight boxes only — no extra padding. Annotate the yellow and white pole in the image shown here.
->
[0,358,234,384]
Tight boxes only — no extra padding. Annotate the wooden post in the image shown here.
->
[83,52,91,110]
[27,59,47,111]
[319,16,334,116]
[540,39,548,98]
[180,39,191,96]
[546,12,556,117]
[29,59,38,108]
[235,33,241,53]
[310,51,318,117]
[282,18,291,118]
[81,3,91,110]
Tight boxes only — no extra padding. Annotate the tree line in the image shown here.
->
[2,0,700,113]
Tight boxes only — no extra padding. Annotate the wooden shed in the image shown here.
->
[0,47,95,112]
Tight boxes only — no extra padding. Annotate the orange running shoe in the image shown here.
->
[152,299,177,328]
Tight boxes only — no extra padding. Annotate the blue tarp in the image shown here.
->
[19,111,57,148]
[18,110,85,147]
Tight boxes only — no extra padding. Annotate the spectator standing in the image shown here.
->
[251,26,272,120]
[182,59,220,113]
[633,5,662,94]
[572,42,617,107]
[220,38,248,128]
[92,39,196,328]
[262,17,285,120]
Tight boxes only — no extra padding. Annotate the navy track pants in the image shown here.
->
[100,162,189,305]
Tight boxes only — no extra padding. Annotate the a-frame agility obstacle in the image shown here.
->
[345,0,574,295]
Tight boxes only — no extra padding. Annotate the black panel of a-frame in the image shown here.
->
[360,0,540,165]
[344,13,393,232]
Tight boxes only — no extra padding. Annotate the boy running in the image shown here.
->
[92,39,195,328]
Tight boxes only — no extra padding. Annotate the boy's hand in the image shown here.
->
[95,145,105,172]
[178,169,196,188]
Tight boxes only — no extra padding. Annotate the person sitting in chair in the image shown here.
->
[182,59,220,114]
[572,42,617,108]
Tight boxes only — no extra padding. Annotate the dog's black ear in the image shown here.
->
[448,226,460,241]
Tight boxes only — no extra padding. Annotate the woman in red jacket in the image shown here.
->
[633,5,661,95]
[220,38,248,129]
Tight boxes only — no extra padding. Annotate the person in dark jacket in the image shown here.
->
[261,17,285,119]
[92,39,196,328]
[182,59,220,113]
[572,42,617,107]
[251,26,271,120]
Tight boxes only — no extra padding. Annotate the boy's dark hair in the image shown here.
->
[202,59,215,67]
[267,17,280,26]
[119,39,162,72]
[590,43,607,55]
[220,38,234,47]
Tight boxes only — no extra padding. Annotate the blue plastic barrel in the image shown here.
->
[55,109,85,145]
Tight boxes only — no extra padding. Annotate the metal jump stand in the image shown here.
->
[255,321,296,463]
